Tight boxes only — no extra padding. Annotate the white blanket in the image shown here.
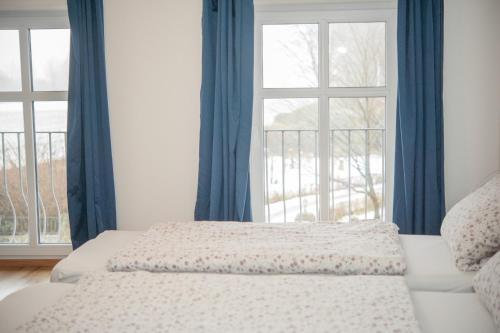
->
[18,272,420,333]
[107,221,406,275]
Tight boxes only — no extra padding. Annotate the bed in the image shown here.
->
[0,275,495,333]
[51,228,475,292]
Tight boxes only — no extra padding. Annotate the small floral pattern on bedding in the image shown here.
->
[17,272,420,333]
[441,173,500,271]
[107,220,406,275]
[473,251,500,331]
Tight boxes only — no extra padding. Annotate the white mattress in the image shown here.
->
[1,282,495,333]
[411,291,497,333]
[400,235,475,292]
[0,283,73,333]
[52,231,475,292]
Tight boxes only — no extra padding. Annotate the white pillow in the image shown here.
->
[441,173,500,271]
[473,251,500,331]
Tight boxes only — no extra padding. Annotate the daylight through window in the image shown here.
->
[254,10,396,223]
[0,24,70,248]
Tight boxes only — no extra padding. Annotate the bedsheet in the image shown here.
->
[51,230,139,283]
[411,291,497,333]
[401,235,475,292]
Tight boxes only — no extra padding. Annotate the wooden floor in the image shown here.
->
[0,266,52,301]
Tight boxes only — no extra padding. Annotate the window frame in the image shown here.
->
[0,11,71,258]
[251,3,397,223]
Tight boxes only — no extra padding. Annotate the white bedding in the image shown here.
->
[401,235,475,292]
[51,228,475,292]
[107,221,406,275]
[16,272,420,333]
[411,291,497,333]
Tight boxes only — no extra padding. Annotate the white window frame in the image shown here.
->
[0,11,71,258]
[250,2,397,223]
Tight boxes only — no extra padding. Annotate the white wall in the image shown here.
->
[103,0,202,230]
[443,0,500,209]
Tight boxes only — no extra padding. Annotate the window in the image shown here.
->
[252,6,396,223]
[0,14,71,256]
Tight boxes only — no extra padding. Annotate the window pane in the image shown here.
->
[30,29,70,91]
[263,24,318,88]
[329,98,385,222]
[264,98,318,130]
[34,101,70,244]
[329,22,386,87]
[329,97,385,129]
[0,102,28,244]
[0,30,22,91]
[264,99,319,223]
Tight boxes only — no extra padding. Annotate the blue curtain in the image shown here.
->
[66,0,116,248]
[195,0,254,221]
[393,0,445,235]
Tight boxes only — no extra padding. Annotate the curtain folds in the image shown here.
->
[66,0,116,248]
[393,0,445,235]
[195,0,254,221]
